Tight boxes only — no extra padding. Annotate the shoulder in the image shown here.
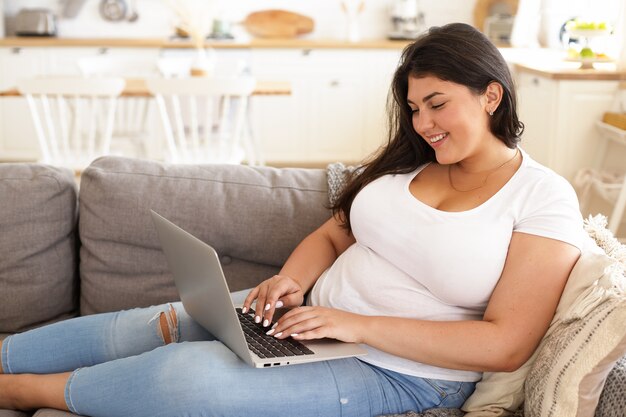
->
[511,149,585,250]
[513,151,579,203]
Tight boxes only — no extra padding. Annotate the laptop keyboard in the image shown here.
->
[236,308,314,358]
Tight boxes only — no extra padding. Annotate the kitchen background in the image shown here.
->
[0,0,625,237]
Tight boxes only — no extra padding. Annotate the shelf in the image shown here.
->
[596,120,626,145]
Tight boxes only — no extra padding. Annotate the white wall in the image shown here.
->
[3,0,477,40]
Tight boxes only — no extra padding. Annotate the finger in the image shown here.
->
[272,308,320,337]
[290,328,326,341]
[275,317,324,340]
[262,283,295,327]
[254,285,269,324]
[242,286,260,314]
[279,292,303,308]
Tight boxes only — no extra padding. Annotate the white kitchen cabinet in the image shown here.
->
[516,71,620,182]
[0,47,49,160]
[250,48,400,165]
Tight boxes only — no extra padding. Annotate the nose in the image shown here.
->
[413,110,434,134]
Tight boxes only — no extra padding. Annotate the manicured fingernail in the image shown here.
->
[263,319,269,327]
[255,316,261,323]
[275,301,284,308]
[290,333,299,337]
[266,328,275,335]
[274,332,283,338]
[241,306,248,314]
[271,323,278,329]
[265,303,271,311]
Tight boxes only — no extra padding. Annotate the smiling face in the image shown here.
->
[407,75,499,166]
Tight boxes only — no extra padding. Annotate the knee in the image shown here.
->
[150,303,179,345]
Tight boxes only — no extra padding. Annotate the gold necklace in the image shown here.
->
[448,148,519,193]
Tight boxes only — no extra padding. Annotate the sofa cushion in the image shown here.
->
[0,163,78,332]
[78,156,330,315]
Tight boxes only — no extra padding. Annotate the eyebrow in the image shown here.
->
[407,92,444,105]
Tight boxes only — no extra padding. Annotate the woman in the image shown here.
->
[0,23,584,416]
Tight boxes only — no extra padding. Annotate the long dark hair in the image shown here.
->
[331,22,524,231]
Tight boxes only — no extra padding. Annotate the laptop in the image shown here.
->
[151,210,367,368]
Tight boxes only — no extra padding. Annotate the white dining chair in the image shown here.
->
[77,55,158,159]
[17,76,125,173]
[146,76,257,164]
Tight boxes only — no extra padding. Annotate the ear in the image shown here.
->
[483,82,503,115]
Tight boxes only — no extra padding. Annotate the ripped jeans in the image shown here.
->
[1,291,476,417]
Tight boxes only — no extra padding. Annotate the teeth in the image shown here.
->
[429,133,447,143]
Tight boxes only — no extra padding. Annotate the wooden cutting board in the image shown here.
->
[243,10,314,38]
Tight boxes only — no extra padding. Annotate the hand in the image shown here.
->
[267,306,365,344]
[242,275,304,328]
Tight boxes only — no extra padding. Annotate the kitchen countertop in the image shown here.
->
[2,37,625,81]
[500,48,626,81]
[513,62,626,81]
[0,36,413,49]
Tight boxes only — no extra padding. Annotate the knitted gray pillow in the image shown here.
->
[594,355,626,417]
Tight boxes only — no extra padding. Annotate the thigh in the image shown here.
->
[68,341,362,417]
[66,341,472,417]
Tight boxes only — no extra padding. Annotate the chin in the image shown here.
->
[433,150,455,165]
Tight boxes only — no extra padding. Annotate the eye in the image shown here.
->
[431,102,446,109]
[410,107,419,115]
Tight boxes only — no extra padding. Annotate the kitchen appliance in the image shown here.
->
[484,13,515,44]
[99,0,127,22]
[388,0,424,40]
[15,8,57,37]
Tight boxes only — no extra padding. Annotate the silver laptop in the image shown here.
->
[151,210,367,368]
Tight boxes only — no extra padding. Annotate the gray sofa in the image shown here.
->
[0,156,624,417]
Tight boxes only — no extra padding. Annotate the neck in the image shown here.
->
[455,145,519,174]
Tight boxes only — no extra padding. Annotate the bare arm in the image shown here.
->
[274,232,580,372]
[243,215,356,325]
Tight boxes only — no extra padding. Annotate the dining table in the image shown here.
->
[0,78,292,97]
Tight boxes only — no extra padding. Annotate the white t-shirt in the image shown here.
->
[310,149,585,381]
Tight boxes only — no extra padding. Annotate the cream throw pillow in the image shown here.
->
[462,215,626,417]
[524,296,626,416]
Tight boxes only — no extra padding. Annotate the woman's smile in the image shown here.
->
[427,132,448,145]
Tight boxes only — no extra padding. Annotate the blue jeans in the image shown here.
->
[1,291,475,417]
